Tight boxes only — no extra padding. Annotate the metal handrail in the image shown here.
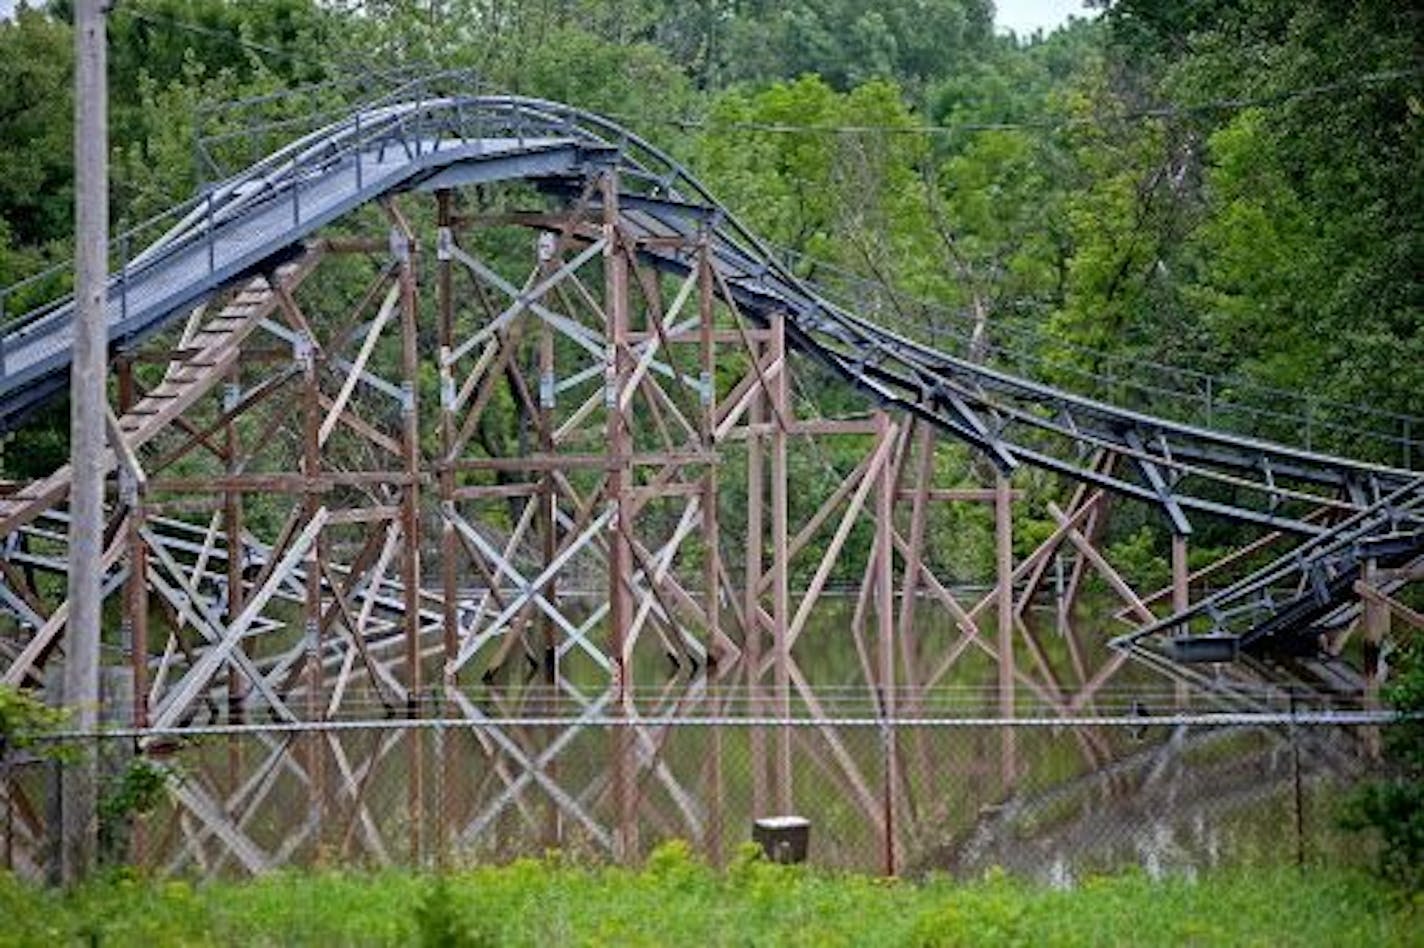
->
[1,82,1419,476]
[795,252,1422,433]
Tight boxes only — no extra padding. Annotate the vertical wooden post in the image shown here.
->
[116,357,146,730]
[433,716,448,870]
[436,191,459,686]
[744,353,768,817]
[603,171,637,861]
[298,312,322,718]
[1363,559,1388,688]
[538,234,559,683]
[298,282,326,860]
[123,501,147,729]
[995,472,1016,788]
[770,312,792,814]
[537,224,561,852]
[898,422,934,809]
[222,373,246,810]
[223,374,246,725]
[874,411,897,875]
[394,220,426,863]
[1172,533,1189,708]
[115,354,134,415]
[1362,559,1389,761]
[697,233,726,864]
[62,0,109,885]
[396,224,423,709]
[122,477,149,869]
[698,238,721,666]
[603,172,632,706]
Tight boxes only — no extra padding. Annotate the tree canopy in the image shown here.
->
[0,0,1419,456]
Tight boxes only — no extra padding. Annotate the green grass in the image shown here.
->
[1,842,1418,947]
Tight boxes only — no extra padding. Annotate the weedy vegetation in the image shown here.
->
[0,840,1418,946]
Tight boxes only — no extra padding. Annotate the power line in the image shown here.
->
[118,8,302,63]
[612,67,1424,138]
[108,7,1423,140]
[113,7,436,82]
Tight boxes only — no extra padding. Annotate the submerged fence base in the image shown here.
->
[2,712,1394,883]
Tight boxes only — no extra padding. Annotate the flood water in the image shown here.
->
[1,600,1385,883]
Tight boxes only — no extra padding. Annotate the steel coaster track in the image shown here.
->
[1,87,1419,661]
[1113,475,1424,660]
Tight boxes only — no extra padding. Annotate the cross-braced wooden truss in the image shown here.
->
[1,170,1417,873]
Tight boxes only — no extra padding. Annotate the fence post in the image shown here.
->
[1290,688,1305,869]
[880,717,897,877]
[434,699,447,870]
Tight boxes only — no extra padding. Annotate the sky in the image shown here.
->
[0,0,1100,36]
[995,0,1097,37]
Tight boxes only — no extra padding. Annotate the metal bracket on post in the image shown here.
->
[540,370,556,410]
[117,466,138,511]
[293,332,314,371]
[604,344,619,410]
[389,226,411,263]
[439,348,456,411]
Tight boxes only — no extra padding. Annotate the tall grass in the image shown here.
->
[0,841,1416,946]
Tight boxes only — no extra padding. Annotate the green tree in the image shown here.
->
[0,6,73,250]
[1092,0,1424,431]
[1343,641,1424,889]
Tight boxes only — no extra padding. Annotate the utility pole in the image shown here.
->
[61,0,109,886]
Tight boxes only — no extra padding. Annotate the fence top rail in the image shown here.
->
[22,710,1413,742]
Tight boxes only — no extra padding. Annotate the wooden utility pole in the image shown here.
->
[61,0,109,885]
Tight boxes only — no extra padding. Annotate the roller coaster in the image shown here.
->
[0,72,1420,732]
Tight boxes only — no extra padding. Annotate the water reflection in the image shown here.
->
[1,676,1381,883]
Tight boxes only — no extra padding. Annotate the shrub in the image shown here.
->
[0,681,66,752]
[1343,640,1424,889]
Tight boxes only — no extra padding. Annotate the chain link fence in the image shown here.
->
[1,713,1394,884]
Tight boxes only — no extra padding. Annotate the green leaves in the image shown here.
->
[0,6,73,250]
[1344,641,1424,889]
[0,859,1413,946]
[0,682,67,751]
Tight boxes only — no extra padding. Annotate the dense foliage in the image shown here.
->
[0,842,1416,945]
[1344,641,1424,889]
[0,0,1419,569]
[0,681,66,751]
